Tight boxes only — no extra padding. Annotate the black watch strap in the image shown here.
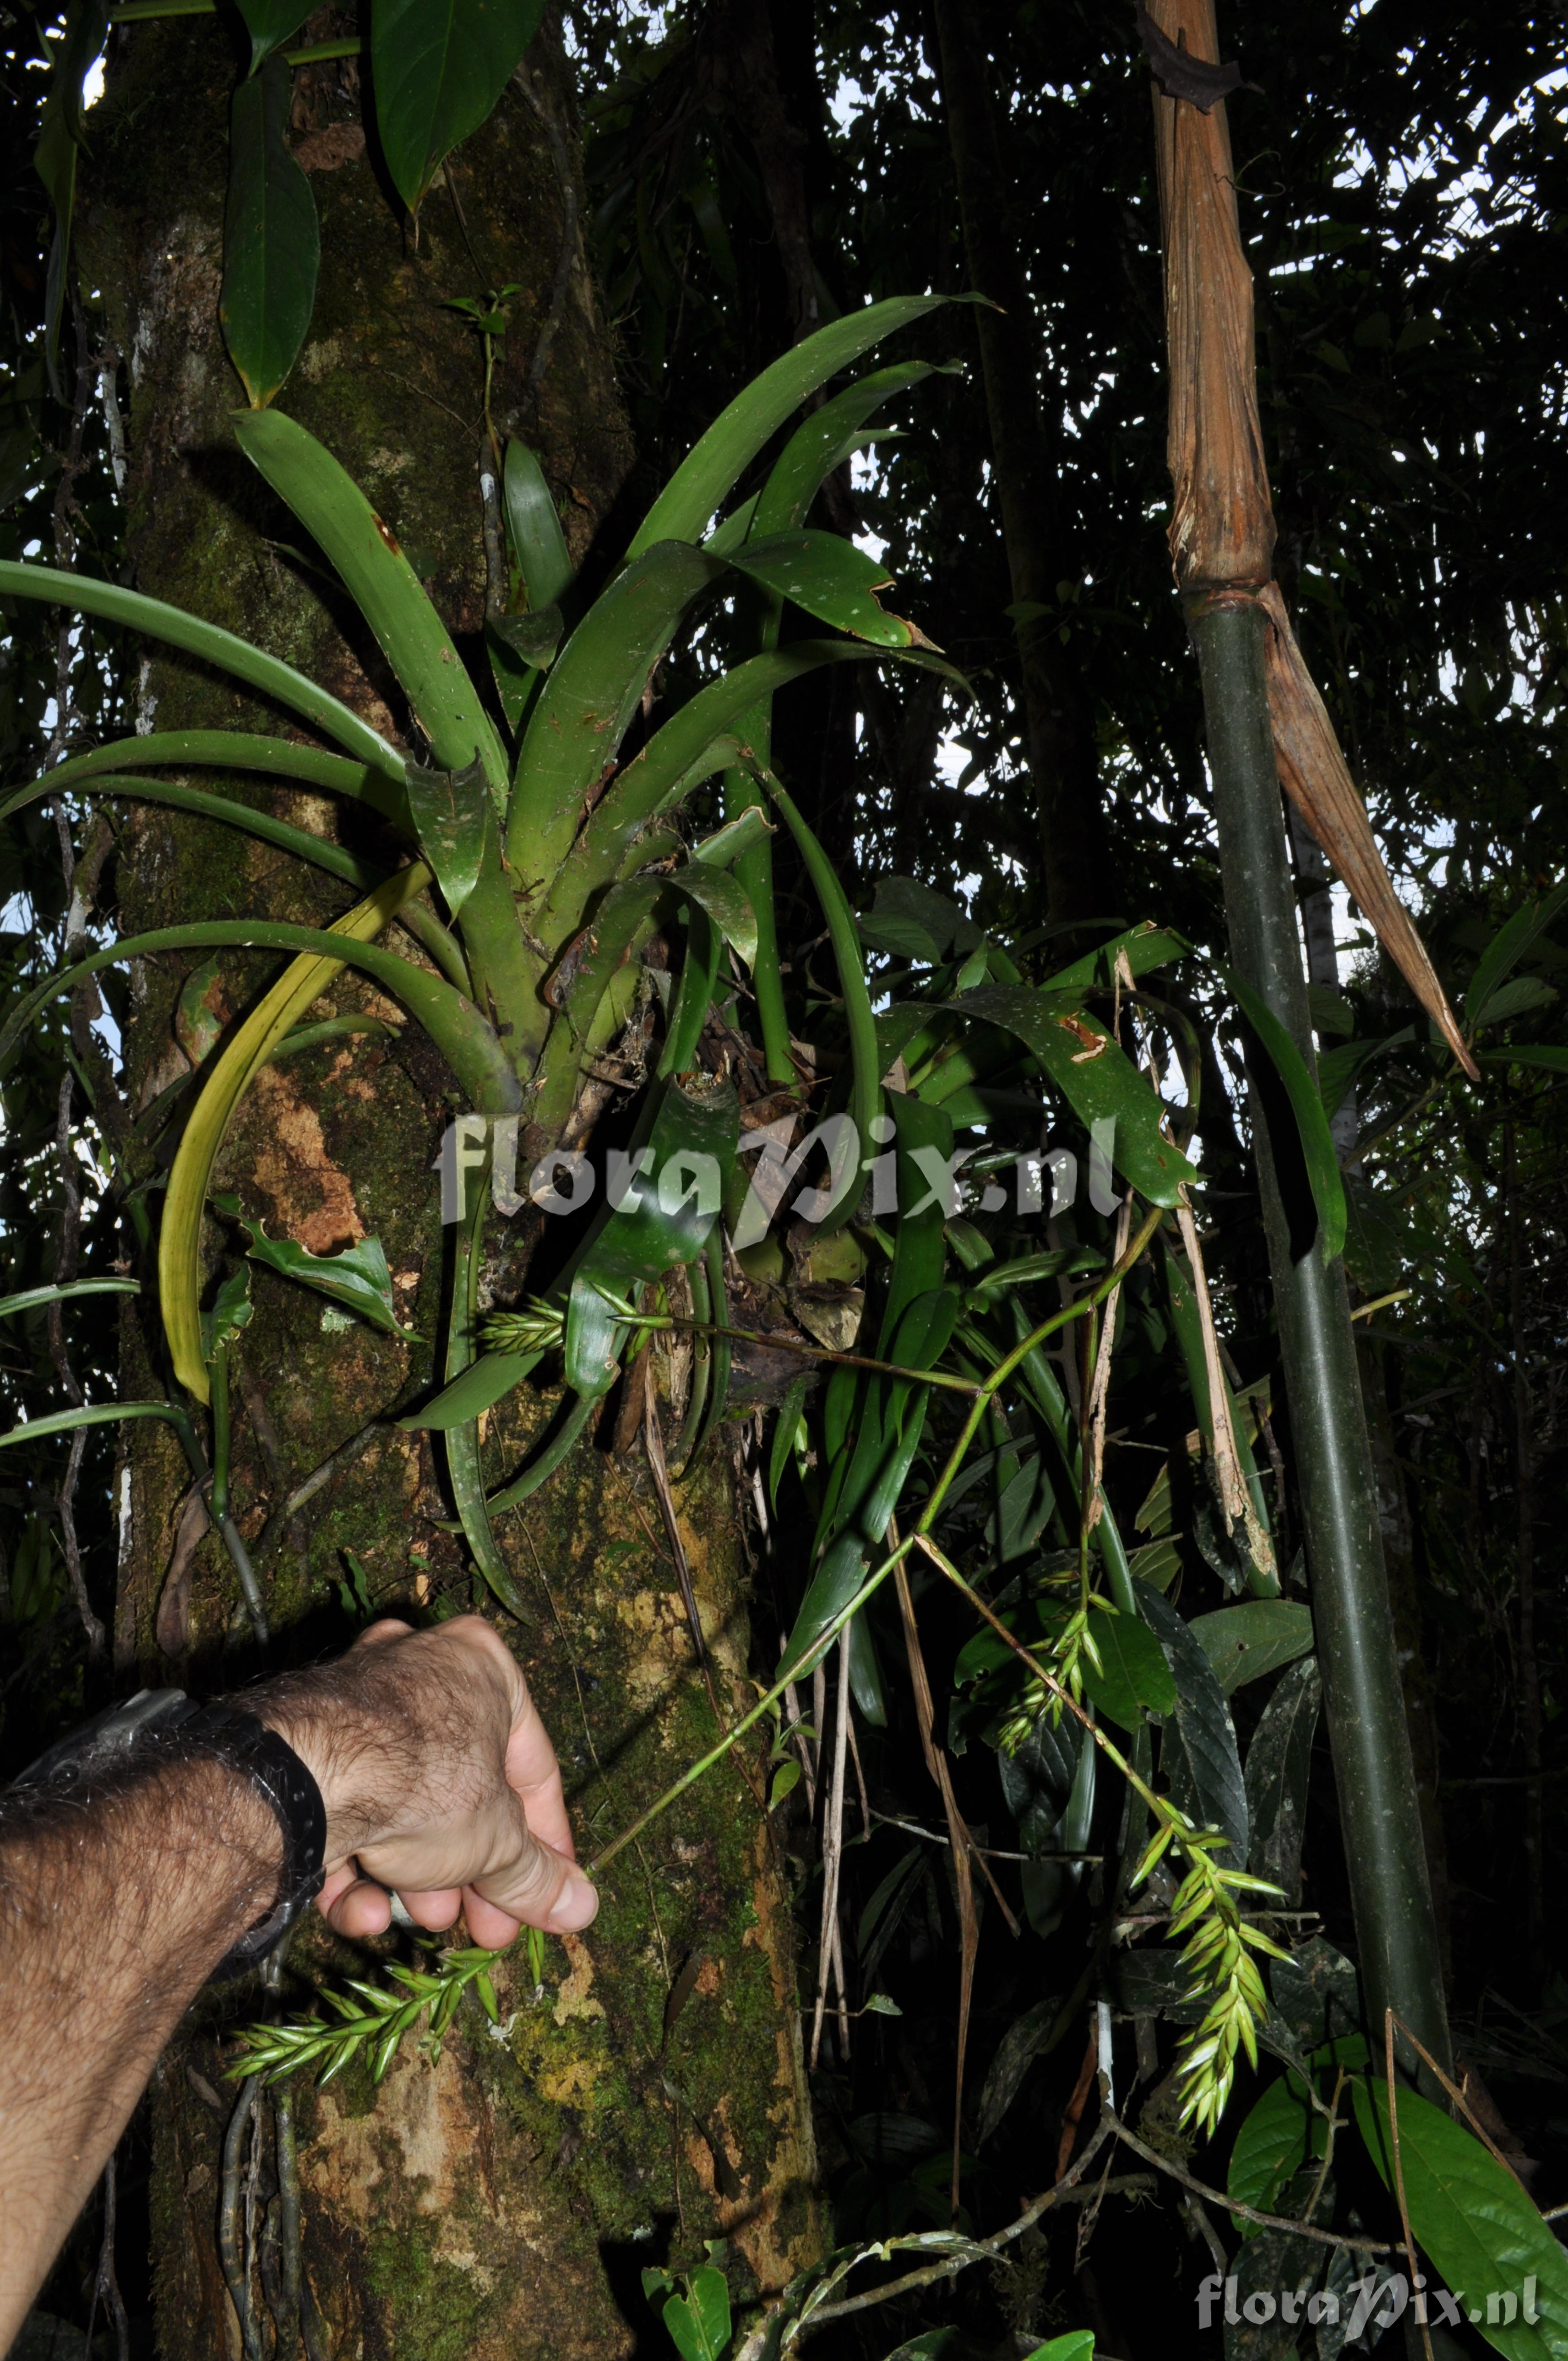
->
[10,1688,327,1982]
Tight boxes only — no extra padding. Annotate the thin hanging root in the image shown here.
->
[1175,1198,1276,1582]
[894,1559,981,2221]
[783,1677,819,1816]
[810,1628,852,2072]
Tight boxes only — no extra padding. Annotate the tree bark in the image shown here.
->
[84,17,821,2354]
[927,0,1114,928]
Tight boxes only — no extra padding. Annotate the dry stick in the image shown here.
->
[1388,2011,1536,2199]
[892,1556,1019,1930]
[1175,1197,1255,1553]
[810,1661,828,1822]
[809,1630,853,2071]
[1105,2107,1393,2253]
[1385,2009,1437,2361]
[1056,2021,1100,2184]
[249,1418,381,1566]
[794,2117,1119,2335]
[589,1206,1165,1878]
[1085,1192,1134,1522]
[894,1559,979,2219]
[844,1704,872,1841]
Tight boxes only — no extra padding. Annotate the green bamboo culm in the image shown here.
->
[1146,0,1452,2091]
[1187,591,1451,2087]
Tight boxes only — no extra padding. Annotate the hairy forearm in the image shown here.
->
[0,1755,282,2344]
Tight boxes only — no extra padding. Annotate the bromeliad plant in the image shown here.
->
[0,300,1360,2136]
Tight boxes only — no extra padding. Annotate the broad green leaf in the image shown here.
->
[670,861,758,969]
[769,1758,801,1809]
[0,1279,138,1319]
[954,981,1196,1208]
[564,1076,739,1396]
[1244,1656,1320,1905]
[1222,963,1347,1264]
[0,562,404,781]
[1227,2074,1315,2231]
[542,640,962,934]
[1043,920,1188,995]
[1353,2079,1568,2361]
[373,0,546,213]
[992,1453,1055,1564]
[235,0,308,71]
[1,730,405,820]
[221,56,320,409]
[234,411,509,797]
[1474,974,1557,1028]
[144,869,426,1402]
[1464,880,1568,1031]
[859,875,983,964]
[1081,1612,1177,1729]
[1018,1711,1096,1941]
[1478,1044,1568,1074]
[769,1374,810,1507]
[657,2264,731,2361]
[629,295,949,556]
[404,758,490,918]
[33,0,108,376]
[510,541,725,879]
[729,530,930,648]
[1137,1580,1248,1864]
[0,1400,185,1448]
[229,1209,415,1338]
[502,437,573,606]
[1190,1602,1315,1694]
[1307,982,1356,1039]
[1315,1028,1413,1122]
[200,1264,254,1362]
[1024,2334,1095,2361]
[766,773,881,1232]
[750,361,949,537]
[401,1346,543,1432]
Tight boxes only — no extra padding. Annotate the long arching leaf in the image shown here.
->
[0,730,407,823]
[0,1279,139,1319]
[0,562,404,780]
[1,773,387,892]
[0,1400,186,1448]
[628,296,950,557]
[508,541,725,879]
[764,770,882,1235]
[234,411,510,797]
[748,362,949,538]
[151,871,518,1402]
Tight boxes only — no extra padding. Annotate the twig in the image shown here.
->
[810,1630,852,2071]
[250,1418,381,1565]
[1386,2009,1436,2361]
[1389,2009,1536,2199]
[219,2075,264,2361]
[795,2116,1117,2332]
[1105,2105,1393,2251]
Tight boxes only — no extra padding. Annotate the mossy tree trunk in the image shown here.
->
[84,16,821,2355]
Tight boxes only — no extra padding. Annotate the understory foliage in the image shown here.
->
[1,1,1565,2358]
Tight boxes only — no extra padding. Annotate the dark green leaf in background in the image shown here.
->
[1190,1601,1315,1694]
[33,0,109,381]
[373,0,546,214]
[1227,2073,1316,2228]
[1080,1611,1177,1728]
[1353,2079,1568,2361]
[404,757,489,918]
[220,54,320,408]
[730,530,930,648]
[1244,1656,1321,1905]
[1138,1579,1248,1864]
[1221,961,1347,1265]
[235,0,309,72]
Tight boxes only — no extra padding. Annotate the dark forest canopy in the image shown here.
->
[1,1,1565,2356]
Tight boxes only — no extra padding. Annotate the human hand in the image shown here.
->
[256,1616,596,1949]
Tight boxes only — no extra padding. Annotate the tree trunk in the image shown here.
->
[84,17,821,2355]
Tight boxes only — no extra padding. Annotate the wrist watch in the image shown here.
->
[9,1689,327,1982]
